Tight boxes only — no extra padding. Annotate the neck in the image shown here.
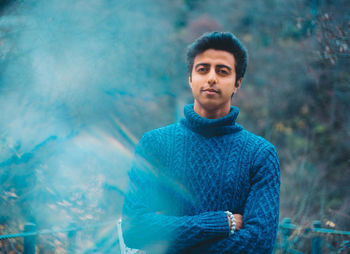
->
[193,101,231,119]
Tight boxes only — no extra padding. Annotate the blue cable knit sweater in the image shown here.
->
[122,104,280,254]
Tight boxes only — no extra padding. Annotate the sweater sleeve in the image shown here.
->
[187,143,281,254]
[121,133,230,252]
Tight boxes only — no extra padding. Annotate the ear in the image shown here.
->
[235,78,242,89]
[232,78,242,96]
[188,75,192,88]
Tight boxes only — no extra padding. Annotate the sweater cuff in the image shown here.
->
[199,211,230,237]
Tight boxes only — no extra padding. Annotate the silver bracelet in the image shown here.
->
[225,211,236,235]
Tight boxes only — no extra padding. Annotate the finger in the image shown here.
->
[233,214,243,230]
[234,214,242,220]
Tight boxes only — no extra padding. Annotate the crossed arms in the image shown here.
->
[122,137,280,253]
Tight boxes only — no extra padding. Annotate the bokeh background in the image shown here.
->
[0,0,349,253]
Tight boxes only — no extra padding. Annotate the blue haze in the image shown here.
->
[0,1,183,242]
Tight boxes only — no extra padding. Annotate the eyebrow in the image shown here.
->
[195,63,232,71]
[216,64,232,71]
[195,63,210,69]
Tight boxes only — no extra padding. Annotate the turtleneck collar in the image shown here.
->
[180,104,243,137]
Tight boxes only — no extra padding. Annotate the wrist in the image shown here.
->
[225,211,236,235]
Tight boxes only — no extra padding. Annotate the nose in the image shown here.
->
[207,69,217,86]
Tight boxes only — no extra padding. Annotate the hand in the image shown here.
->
[234,214,243,230]
[227,213,243,231]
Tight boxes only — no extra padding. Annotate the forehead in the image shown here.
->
[193,49,235,68]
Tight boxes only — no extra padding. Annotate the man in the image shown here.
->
[122,32,280,253]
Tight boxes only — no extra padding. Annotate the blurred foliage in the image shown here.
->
[0,0,349,252]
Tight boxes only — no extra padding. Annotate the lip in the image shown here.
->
[202,88,219,94]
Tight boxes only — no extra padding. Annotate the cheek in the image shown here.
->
[191,75,201,84]
[223,82,235,94]
[190,78,202,90]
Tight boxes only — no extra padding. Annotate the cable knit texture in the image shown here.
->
[122,104,280,254]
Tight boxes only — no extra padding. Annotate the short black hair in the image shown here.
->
[186,32,248,83]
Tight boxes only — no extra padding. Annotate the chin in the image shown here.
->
[198,100,222,110]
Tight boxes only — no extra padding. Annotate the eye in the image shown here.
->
[217,69,229,75]
[197,67,208,73]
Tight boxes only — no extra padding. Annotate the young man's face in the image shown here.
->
[189,49,241,117]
